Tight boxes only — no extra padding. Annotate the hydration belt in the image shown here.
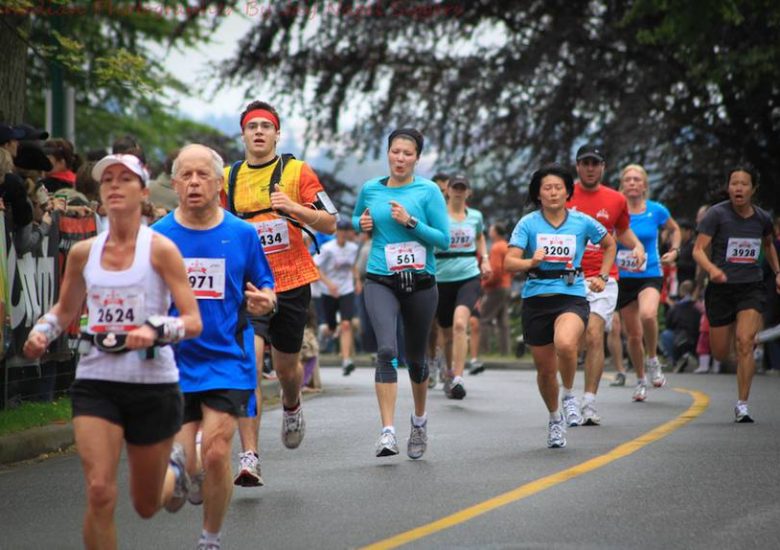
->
[528,268,582,286]
[366,271,436,294]
[434,251,476,259]
[79,332,163,359]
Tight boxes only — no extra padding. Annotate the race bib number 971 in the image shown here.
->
[726,238,760,264]
[185,258,226,300]
[385,241,426,272]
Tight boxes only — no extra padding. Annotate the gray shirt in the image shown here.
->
[697,200,772,283]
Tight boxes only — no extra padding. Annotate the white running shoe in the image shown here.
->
[376,430,399,457]
[581,401,601,426]
[164,443,190,513]
[648,358,667,387]
[407,417,428,459]
[735,403,754,423]
[547,417,567,448]
[188,470,205,504]
[197,535,221,550]
[233,451,264,487]
[281,406,305,449]
[632,381,647,402]
[562,395,583,427]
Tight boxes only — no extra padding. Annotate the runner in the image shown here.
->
[22,153,202,549]
[352,128,449,458]
[505,163,615,448]
[616,164,681,402]
[434,174,491,399]
[565,145,645,426]
[225,101,337,482]
[478,221,512,358]
[315,218,360,376]
[426,172,450,388]
[692,165,780,422]
[153,144,276,550]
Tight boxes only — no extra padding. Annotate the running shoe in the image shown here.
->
[164,443,190,513]
[281,406,305,449]
[467,358,485,375]
[734,403,754,423]
[632,381,647,402]
[610,372,626,387]
[447,378,466,400]
[427,357,438,389]
[442,370,454,396]
[547,417,567,448]
[342,361,356,376]
[438,359,448,383]
[407,417,428,459]
[562,395,583,427]
[376,430,399,457]
[648,358,667,387]
[233,451,264,487]
[188,470,205,505]
[581,401,601,426]
[197,535,221,550]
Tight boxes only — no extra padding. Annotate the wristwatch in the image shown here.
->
[599,274,609,282]
[405,216,418,229]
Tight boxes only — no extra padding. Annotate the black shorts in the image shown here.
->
[70,379,183,445]
[322,292,356,329]
[269,284,312,354]
[249,314,270,343]
[522,295,590,347]
[705,281,766,327]
[436,276,482,328]
[182,389,254,423]
[617,277,663,310]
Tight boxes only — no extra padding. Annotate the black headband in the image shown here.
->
[388,128,424,155]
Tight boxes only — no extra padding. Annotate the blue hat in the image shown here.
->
[0,124,25,145]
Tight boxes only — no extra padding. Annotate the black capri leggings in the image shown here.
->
[363,279,438,384]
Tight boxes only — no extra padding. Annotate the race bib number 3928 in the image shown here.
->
[726,238,760,264]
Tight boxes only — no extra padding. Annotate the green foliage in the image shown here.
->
[0,397,71,436]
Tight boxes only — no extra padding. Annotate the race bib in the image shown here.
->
[385,241,426,272]
[450,226,476,250]
[185,258,226,300]
[87,286,145,333]
[537,234,576,263]
[726,238,760,264]
[616,249,647,272]
[253,219,290,254]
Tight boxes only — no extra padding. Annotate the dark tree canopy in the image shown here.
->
[219,0,780,219]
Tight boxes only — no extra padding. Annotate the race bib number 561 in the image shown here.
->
[385,241,426,272]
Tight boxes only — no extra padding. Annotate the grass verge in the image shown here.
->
[0,398,71,437]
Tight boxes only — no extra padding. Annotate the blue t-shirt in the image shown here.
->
[509,209,607,298]
[617,200,670,278]
[436,207,484,283]
[352,176,449,276]
[153,211,275,392]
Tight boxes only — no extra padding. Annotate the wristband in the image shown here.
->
[32,313,62,345]
[144,315,185,344]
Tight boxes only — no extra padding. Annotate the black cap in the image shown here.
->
[576,145,605,163]
[0,123,25,144]
[448,174,470,188]
[336,218,353,230]
[15,123,49,141]
[14,141,53,171]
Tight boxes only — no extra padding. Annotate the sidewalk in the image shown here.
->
[0,378,282,466]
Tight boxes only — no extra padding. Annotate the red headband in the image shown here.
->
[241,109,279,131]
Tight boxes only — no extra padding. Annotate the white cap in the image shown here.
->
[91,154,149,186]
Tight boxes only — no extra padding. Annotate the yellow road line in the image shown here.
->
[362,387,709,550]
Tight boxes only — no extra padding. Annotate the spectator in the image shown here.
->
[41,138,80,193]
[148,148,179,213]
[661,280,701,372]
[479,221,512,356]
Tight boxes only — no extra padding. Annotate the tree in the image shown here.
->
[218,0,780,219]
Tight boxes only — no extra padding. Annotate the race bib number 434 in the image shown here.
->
[726,238,760,264]
[385,241,426,272]
[87,286,145,333]
[253,219,290,254]
[537,234,576,263]
[185,258,226,300]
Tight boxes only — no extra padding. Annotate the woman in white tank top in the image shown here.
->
[23,154,202,548]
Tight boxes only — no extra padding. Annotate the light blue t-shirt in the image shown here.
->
[509,209,607,298]
[617,200,670,278]
[153,211,275,392]
[352,176,449,276]
[435,208,484,282]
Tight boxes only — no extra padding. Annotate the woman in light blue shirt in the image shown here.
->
[505,163,615,449]
[352,128,449,459]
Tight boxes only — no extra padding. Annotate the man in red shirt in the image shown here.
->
[564,145,645,426]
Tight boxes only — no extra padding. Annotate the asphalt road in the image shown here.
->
[1,366,779,549]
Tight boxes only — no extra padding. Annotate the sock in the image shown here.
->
[342,357,352,367]
[283,400,301,413]
[583,392,596,404]
[382,426,395,434]
[200,530,220,544]
[638,377,647,385]
[699,354,710,368]
[549,410,562,422]
[562,387,575,399]
[452,375,464,385]
[412,413,427,427]
[737,400,748,407]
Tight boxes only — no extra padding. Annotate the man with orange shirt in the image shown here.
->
[564,145,645,426]
[224,101,336,486]
[478,221,512,359]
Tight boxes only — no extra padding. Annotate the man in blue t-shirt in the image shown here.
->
[154,144,276,550]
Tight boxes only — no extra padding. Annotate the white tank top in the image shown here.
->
[77,225,178,384]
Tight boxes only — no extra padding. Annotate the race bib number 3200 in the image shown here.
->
[87,286,145,333]
[537,234,576,263]
[385,241,426,272]
[185,258,226,300]
[253,219,290,254]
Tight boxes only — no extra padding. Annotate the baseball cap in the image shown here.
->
[575,145,605,163]
[15,123,49,141]
[91,154,149,186]
[448,174,470,188]
[0,123,25,144]
[336,218,352,230]
[14,141,53,171]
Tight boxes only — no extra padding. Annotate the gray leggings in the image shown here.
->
[363,280,438,383]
